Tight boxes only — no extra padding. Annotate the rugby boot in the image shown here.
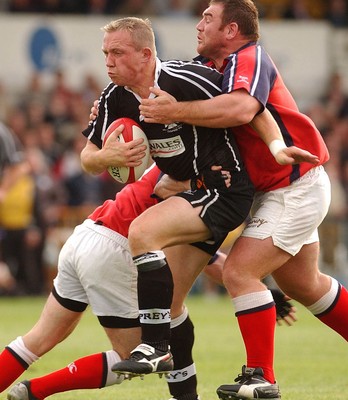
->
[112,343,173,377]
[216,365,281,400]
[7,381,38,400]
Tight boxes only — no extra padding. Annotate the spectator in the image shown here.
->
[85,0,121,14]
[7,0,39,12]
[0,122,42,295]
[283,0,326,19]
[326,0,348,27]
[57,134,102,207]
[116,0,156,15]
[254,0,288,19]
[152,0,193,17]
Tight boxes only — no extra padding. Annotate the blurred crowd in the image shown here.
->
[0,70,124,296]
[0,0,347,27]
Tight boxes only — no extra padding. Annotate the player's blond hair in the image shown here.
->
[102,17,157,56]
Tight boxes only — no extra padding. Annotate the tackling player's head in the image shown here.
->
[209,0,260,40]
[196,0,260,70]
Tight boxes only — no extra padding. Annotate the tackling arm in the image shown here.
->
[140,88,319,165]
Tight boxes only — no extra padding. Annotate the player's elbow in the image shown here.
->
[219,107,255,127]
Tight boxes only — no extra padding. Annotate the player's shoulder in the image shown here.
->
[233,41,271,65]
[162,59,222,76]
[100,81,130,100]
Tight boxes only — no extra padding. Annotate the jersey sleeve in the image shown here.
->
[222,44,278,108]
[82,83,115,149]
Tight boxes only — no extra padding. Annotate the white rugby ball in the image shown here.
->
[103,117,150,184]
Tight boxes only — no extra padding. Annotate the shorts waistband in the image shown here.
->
[295,165,323,183]
[83,219,129,249]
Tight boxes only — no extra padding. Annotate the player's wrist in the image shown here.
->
[269,139,287,157]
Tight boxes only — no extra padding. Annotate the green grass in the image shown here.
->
[0,294,346,399]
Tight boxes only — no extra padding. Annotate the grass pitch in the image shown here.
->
[0,294,346,400]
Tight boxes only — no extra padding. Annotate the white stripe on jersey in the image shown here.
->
[250,45,262,96]
[86,83,117,142]
[102,85,118,140]
[226,46,261,97]
[224,129,242,172]
[227,54,237,92]
[192,125,199,175]
[161,62,222,98]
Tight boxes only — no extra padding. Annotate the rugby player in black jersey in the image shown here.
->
[79,17,288,387]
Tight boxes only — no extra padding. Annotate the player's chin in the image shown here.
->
[197,44,210,58]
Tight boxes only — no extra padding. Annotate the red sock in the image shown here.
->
[317,285,348,341]
[0,347,28,392]
[30,353,106,399]
[237,306,276,383]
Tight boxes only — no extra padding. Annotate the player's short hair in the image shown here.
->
[102,17,157,56]
[210,0,260,41]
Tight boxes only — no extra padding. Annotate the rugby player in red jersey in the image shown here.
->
[2,164,228,400]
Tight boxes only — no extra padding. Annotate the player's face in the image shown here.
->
[102,30,146,87]
[196,3,228,61]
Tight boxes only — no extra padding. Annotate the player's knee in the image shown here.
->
[222,264,250,295]
[128,219,156,252]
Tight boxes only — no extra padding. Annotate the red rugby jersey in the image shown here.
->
[88,164,160,237]
[221,42,329,192]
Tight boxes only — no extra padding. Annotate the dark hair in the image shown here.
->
[210,0,260,40]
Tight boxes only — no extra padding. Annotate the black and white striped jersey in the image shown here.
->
[83,58,246,181]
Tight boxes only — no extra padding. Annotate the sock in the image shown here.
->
[167,308,198,400]
[233,290,276,383]
[134,251,173,352]
[30,351,123,399]
[0,337,39,393]
[308,278,348,341]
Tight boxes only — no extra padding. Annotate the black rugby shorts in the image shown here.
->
[176,172,254,245]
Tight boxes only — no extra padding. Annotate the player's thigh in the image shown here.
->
[104,326,141,359]
[129,196,210,247]
[23,293,83,355]
[225,236,291,282]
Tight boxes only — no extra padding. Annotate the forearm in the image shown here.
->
[250,109,283,147]
[80,143,108,175]
[172,93,256,128]
[251,109,319,165]
[154,175,190,199]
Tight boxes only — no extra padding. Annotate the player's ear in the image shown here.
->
[226,22,238,39]
[142,47,152,62]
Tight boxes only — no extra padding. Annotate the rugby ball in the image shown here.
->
[103,117,150,184]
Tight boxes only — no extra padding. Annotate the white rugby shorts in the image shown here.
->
[54,219,138,319]
[241,166,331,255]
